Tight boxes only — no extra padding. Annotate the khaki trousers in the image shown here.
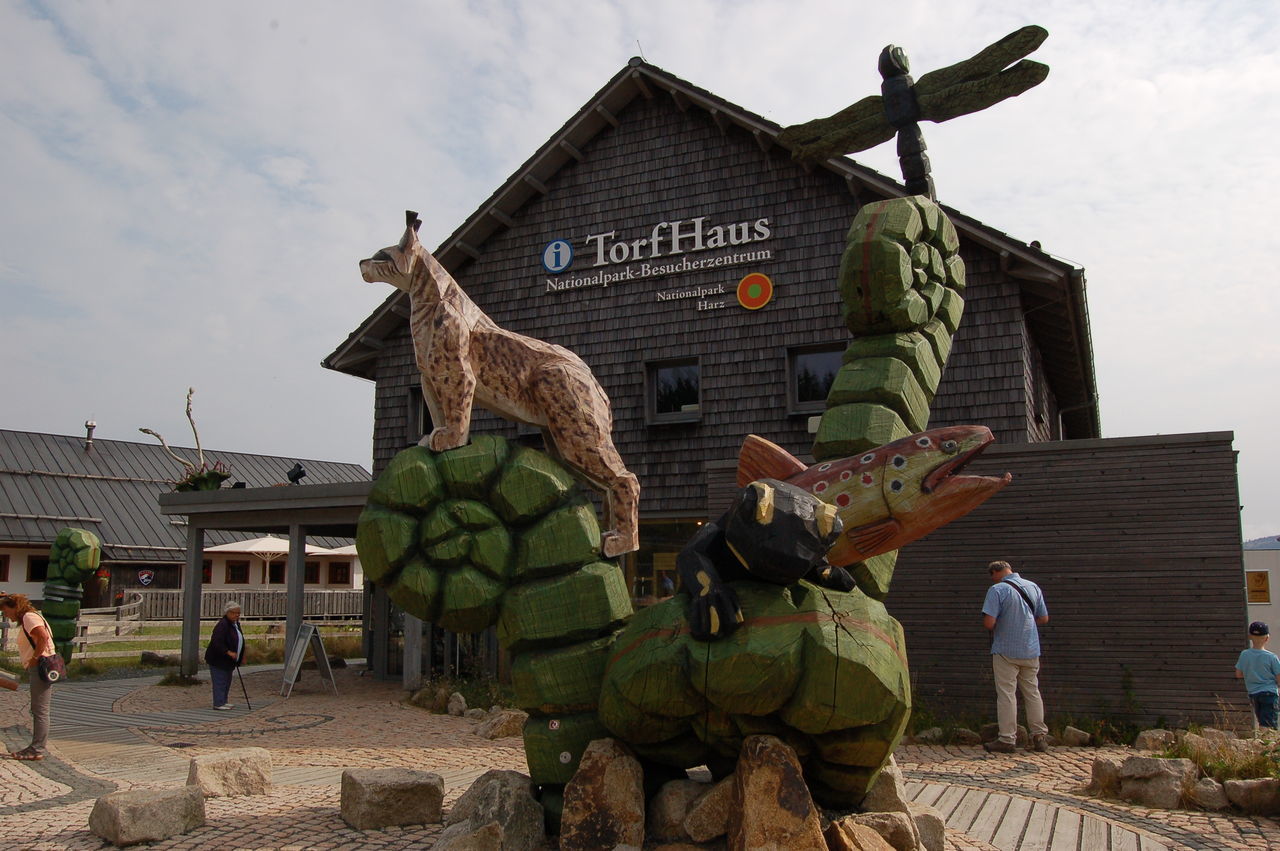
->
[992,654,1047,744]
[29,672,52,752]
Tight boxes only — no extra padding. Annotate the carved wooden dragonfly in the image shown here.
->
[777,25,1050,200]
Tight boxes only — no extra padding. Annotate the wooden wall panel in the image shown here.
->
[892,432,1247,725]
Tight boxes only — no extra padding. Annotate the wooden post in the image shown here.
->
[403,613,423,692]
[285,524,306,663]
[369,583,390,678]
[180,525,205,677]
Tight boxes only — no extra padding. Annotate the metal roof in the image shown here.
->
[0,429,369,562]
[323,57,1099,438]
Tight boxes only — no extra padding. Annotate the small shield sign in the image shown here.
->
[137,569,155,587]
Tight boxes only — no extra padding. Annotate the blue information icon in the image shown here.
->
[542,238,573,273]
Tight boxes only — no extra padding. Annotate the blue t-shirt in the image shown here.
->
[1236,647,1280,696]
[983,573,1048,658]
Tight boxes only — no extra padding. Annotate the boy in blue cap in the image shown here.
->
[1236,621,1280,729]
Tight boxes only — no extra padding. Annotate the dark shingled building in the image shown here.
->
[325,59,1245,724]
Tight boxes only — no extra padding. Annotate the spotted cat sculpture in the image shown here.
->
[359,211,639,557]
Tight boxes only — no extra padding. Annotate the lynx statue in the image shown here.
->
[360,211,639,557]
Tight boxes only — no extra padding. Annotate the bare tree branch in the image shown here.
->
[137,428,197,472]
[185,387,205,469]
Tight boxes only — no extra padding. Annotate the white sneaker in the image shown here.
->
[214,704,235,710]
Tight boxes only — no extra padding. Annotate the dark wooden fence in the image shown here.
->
[891,431,1248,727]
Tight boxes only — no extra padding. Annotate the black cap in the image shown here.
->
[1250,621,1269,636]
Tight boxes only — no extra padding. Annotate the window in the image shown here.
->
[788,345,843,413]
[27,556,49,583]
[628,518,704,602]
[0,554,8,582]
[268,563,286,584]
[305,561,320,584]
[646,359,700,423]
[201,560,212,584]
[329,562,351,585]
[406,386,435,446]
[226,560,250,584]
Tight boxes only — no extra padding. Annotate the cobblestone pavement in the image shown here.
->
[3,671,1280,849]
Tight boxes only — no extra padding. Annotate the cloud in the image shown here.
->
[1,0,1277,537]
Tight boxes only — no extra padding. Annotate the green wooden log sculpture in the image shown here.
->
[41,527,102,661]
[806,194,969,600]
[356,436,632,820]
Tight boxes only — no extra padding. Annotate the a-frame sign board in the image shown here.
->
[280,622,338,698]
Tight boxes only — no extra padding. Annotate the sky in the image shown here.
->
[1,1,1277,540]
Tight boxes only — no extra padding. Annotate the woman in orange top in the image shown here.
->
[1,593,56,760]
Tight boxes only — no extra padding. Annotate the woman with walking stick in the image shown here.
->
[205,601,245,710]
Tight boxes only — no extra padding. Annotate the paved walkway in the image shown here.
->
[1,670,1279,849]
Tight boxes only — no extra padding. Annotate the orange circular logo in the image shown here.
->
[737,273,773,310]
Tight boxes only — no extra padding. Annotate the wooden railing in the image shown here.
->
[136,589,363,621]
[78,592,145,637]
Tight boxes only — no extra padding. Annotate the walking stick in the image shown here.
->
[235,665,252,710]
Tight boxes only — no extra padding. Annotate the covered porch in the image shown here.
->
[158,483,418,684]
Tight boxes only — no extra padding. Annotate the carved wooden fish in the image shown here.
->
[738,426,1012,566]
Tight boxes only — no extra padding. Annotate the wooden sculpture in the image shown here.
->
[778,25,1049,199]
[739,426,1011,568]
[39,527,102,661]
[677,478,852,640]
[357,24,1044,818]
[356,435,632,816]
[360,212,639,557]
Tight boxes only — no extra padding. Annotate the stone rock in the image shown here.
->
[912,727,943,744]
[1224,777,1280,815]
[979,723,1028,747]
[1061,726,1092,747]
[950,728,982,746]
[341,767,444,830]
[1199,727,1235,742]
[647,779,707,842]
[139,651,178,667]
[652,844,721,851]
[448,692,468,716]
[908,802,945,851]
[729,735,826,851]
[88,786,205,847]
[1088,755,1123,796]
[859,756,910,815]
[432,820,503,850]
[559,738,645,851]
[683,775,733,843]
[824,819,896,851]
[1117,756,1196,809]
[443,769,544,850]
[1133,729,1175,751]
[476,708,528,740]
[1190,778,1230,811]
[1182,731,1255,764]
[464,708,487,720]
[848,811,919,851]
[186,747,272,797]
